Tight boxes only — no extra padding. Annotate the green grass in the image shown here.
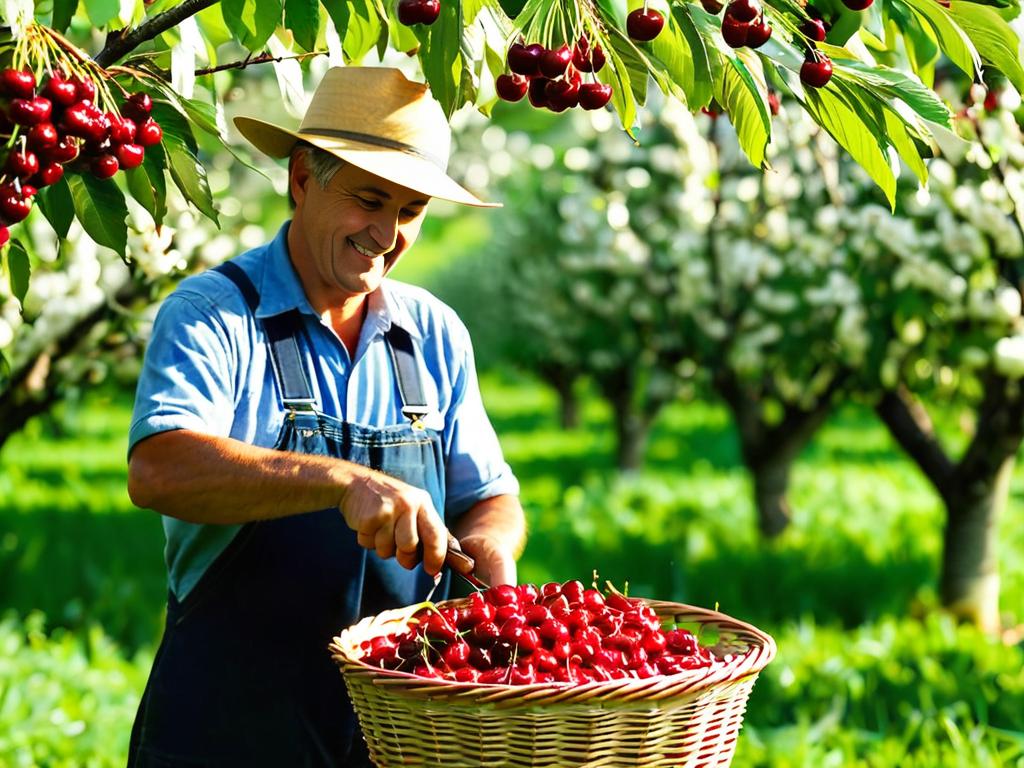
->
[1,374,1022,766]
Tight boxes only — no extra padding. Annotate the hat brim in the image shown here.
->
[234,116,501,209]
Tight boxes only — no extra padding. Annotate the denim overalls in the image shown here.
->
[128,262,449,767]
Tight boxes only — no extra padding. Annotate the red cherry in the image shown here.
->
[984,89,1000,111]
[507,43,544,77]
[0,69,36,99]
[33,161,64,189]
[91,154,120,179]
[5,149,39,179]
[397,0,441,25]
[605,593,633,613]
[726,0,760,22]
[70,75,97,102]
[26,122,59,151]
[572,37,593,72]
[495,74,529,103]
[9,98,51,126]
[561,580,586,605]
[768,89,781,116]
[109,113,137,144]
[664,628,699,655]
[528,77,552,109]
[800,17,827,41]
[478,667,507,684]
[721,15,749,47]
[123,91,154,121]
[137,119,163,147]
[523,604,551,626]
[590,46,607,73]
[45,137,79,164]
[115,143,145,169]
[538,617,570,644]
[745,18,772,48]
[60,102,98,138]
[842,0,872,9]
[485,584,519,607]
[627,8,665,41]
[442,640,472,669]
[800,52,833,88]
[0,186,33,224]
[0,225,8,246]
[539,45,573,79]
[516,583,540,604]
[582,589,605,611]
[468,645,492,670]
[540,582,562,600]
[42,75,78,107]
[494,603,519,624]
[545,79,580,112]
[509,662,537,685]
[533,649,559,672]
[470,620,500,647]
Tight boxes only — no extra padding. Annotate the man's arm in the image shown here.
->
[128,429,448,574]
[451,494,526,586]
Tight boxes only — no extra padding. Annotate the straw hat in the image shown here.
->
[234,67,498,208]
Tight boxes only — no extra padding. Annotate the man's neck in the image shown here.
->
[322,297,368,359]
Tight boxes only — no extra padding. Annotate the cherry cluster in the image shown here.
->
[358,581,716,685]
[397,0,440,25]
[498,38,612,112]
[721,0,772,49]
[0,67,164,235]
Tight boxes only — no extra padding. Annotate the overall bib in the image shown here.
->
[128,262,449,767]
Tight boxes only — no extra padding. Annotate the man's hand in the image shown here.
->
[458,533,518,587]
[338,467,447,575]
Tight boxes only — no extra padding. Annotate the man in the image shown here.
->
[126,67,526,766]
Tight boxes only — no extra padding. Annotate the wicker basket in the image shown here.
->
[330,597,776,767]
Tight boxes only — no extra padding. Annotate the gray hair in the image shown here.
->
[288,143,345,207]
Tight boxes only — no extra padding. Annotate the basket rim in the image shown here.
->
[329,596,776,702]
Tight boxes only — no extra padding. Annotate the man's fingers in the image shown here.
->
[394,510,420,570]
[374,520,396,560]
[417,505,446,576]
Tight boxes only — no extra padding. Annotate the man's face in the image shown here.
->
[290,157,430,303]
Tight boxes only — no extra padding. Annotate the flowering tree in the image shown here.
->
[463,85,1024,628]
[0,0,1022,320]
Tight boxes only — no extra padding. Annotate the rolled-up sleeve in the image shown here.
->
[442,324,520,519]
[128,292,237,456]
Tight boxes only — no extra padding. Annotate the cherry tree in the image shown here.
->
[458,85,1024,630]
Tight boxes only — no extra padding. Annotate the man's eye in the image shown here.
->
[358,197,381,209]
[400,209,420,220]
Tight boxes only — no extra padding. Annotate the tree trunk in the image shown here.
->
[940,459,1011,634]
[748,453,793,538]
[542,367,579,430]
[613,408,650,472]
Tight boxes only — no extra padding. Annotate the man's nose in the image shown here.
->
[369,212,399,253]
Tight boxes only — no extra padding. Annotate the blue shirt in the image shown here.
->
[130,223,519,600]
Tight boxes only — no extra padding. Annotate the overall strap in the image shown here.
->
[212,262,316,412]
[385,324,429,425]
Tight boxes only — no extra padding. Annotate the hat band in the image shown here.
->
[301,128,447,171]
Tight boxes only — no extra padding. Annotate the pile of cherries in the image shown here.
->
[357,581,717,685]
[497,37,613,112]
[0,67,163,232]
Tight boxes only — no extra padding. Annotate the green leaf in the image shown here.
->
[949,1,1024,94]
[221,0,282,50]
[323,0,351,47]
[881,105,928,186]
[150,101,199,154]
[178,97,222,140]
[51,0,75,32]
[165,139,219,225]
[7,240,30,304]
[415,0,463,117]
[669,4,713,110]
[714,50,771,168]
[35,176,75,239]
[137,142,169,227]
[84,0,119,27]
[66,174,129,257]
[285,0,319,50]
[830,57,952,126]
[343,0,383,61]
[804,86,896,209]
[898,0,981,78]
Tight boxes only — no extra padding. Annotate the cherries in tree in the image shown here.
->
[397,0,441,26]
[627,7,665,42]
[800,51,834,88]
[498,35,612,112]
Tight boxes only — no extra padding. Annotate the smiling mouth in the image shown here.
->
[348,238,381,259]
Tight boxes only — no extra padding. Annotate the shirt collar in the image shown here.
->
[256,221,422,340]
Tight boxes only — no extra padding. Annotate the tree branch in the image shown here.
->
[94,0,220,68]
[875,385,956,499]
[959,373,1024,490]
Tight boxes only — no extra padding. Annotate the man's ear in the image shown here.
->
[289,153,311,208]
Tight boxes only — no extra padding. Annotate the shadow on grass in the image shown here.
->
[0,503,167,653]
